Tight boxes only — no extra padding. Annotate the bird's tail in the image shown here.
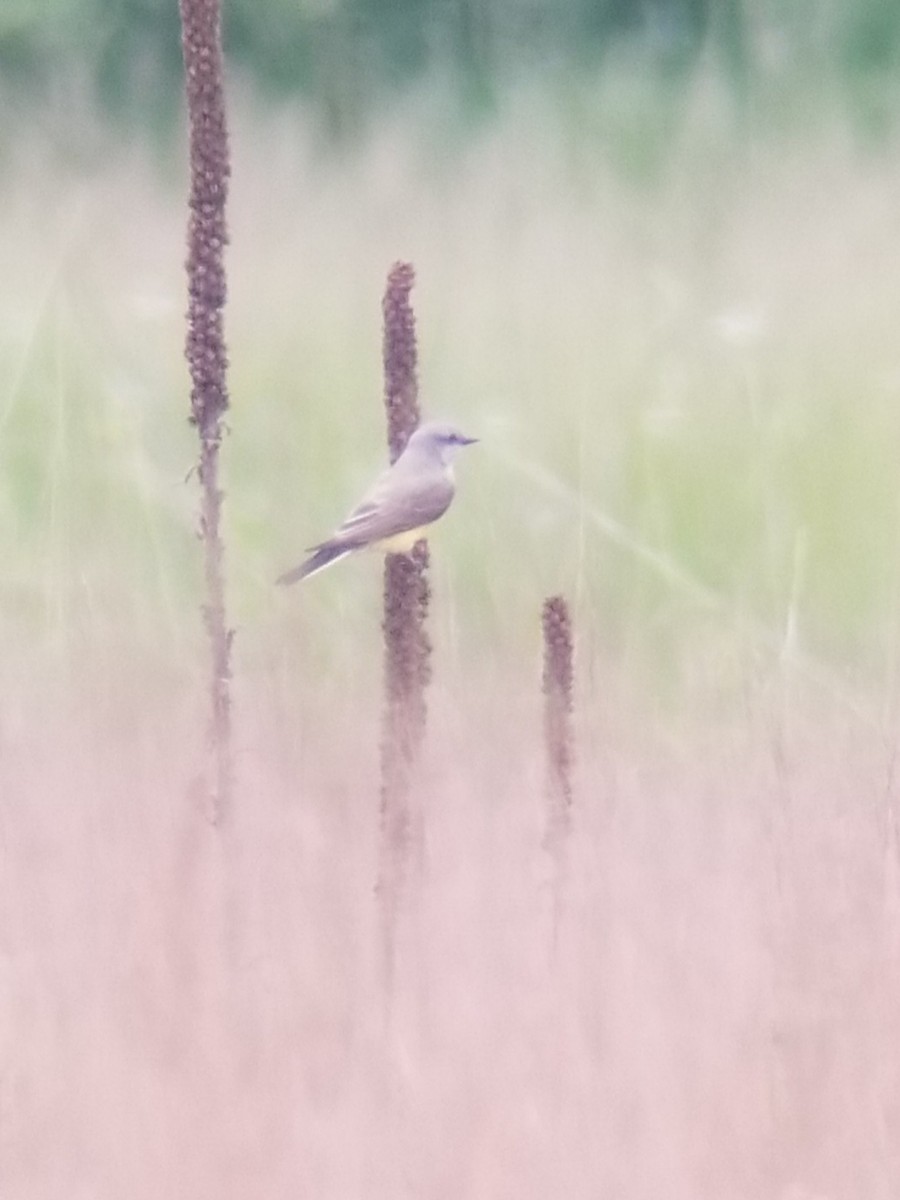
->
[276,542,352,585]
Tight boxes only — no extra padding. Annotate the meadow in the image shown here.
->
[3,62,900,1196]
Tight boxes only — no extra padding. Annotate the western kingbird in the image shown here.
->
[277,419,477,584]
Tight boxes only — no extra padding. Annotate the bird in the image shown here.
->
[277,419,477,585]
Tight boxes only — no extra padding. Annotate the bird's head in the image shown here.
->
[409,420,478,467]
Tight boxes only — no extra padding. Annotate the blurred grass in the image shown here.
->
[5,42,900,1199]
[3,68,900,724]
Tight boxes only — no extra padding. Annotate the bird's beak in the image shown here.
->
[460,435,479,445]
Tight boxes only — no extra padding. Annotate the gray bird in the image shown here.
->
[277,420,477,584]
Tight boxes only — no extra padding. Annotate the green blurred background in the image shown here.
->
[4,0,900,140]
[3,0,900,725]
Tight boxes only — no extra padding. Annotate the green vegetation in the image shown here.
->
[4,67,900,728]
[3,7,900,732]
[5,0,900,142]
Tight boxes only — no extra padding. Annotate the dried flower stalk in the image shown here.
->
[180,0,234,822]
[542,595,575,853]
[377,261,431,989]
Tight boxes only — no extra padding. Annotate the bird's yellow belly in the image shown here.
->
[374,526,429,554]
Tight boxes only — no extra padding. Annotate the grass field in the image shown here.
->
[4,67,900,1196]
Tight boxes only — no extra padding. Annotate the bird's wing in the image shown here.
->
[310,467,454,551]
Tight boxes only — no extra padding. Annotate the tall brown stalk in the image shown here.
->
[542,595,575,942]
[377,262,431,990]
[180,0,234,822]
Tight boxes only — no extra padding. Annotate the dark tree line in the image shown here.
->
[3,0,900,137]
